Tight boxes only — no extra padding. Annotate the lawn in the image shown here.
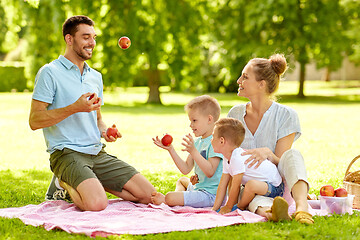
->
[0,80,360,239]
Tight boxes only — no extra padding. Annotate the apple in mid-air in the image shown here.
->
[118,36,131,49]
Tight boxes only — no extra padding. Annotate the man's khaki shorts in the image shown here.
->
[49,147,138,192]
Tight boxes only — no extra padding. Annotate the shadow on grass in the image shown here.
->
[0,169,52,208]
[102,93,360,115]
[102,102,186,115]
[0,169,183,207]
[277,94,360,105]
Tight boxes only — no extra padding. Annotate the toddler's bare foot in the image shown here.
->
[151,191,166,205]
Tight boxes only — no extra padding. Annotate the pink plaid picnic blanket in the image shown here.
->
[0,199,267,237]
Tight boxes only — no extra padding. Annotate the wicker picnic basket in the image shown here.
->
[343,155,360,209]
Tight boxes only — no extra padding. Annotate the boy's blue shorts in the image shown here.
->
[183,183,216,208]
[264,182,284,198]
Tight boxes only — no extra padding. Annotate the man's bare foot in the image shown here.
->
[151,191,166,205]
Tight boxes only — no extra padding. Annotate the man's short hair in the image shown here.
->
[62,15,94,39]
[184,95,221,121]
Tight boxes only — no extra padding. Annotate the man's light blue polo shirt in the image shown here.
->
[32,55,104,155]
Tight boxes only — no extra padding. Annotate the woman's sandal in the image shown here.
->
[266,196,292,222]
[292,211,314,224]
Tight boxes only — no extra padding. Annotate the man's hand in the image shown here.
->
[29,93,101,131]
[72,92,101,113]
[101,125,122,142]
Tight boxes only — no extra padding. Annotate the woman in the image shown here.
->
[227,54,314,224]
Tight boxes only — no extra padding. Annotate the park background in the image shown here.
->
[1,0,360,239]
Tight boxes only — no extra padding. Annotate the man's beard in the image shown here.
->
[72,38,93,60]
[74,47,92,61]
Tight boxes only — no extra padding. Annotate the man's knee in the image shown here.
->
[137,191,152,204]
[77,178,108,211]
[84,197,108,211]
[127,173,155,204]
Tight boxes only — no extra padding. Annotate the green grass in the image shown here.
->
[0,80,360,239]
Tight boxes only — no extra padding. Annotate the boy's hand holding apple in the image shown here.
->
[152,134,174,150]
[161,134,173,146]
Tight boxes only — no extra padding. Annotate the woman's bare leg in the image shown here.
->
[291,180,309,212]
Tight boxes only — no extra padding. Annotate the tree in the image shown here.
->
[22,0,66,82]
[4,0,209,103]
[0,0,27,56]
[212,0,352,97]
[288,0,350,96]
[342,0,360,65]
[97,0,207,103]
[2,0,358,99]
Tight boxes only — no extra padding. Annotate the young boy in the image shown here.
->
[211,118,284,214]
[151,95,223,208]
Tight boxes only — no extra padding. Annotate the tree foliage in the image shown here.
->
[342,0,360,65]
[1,0,359,100]
[210,0,354,97]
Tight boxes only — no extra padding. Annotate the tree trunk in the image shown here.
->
[297,62,306,98]
[322,67,331,82]
[145,69,162,104]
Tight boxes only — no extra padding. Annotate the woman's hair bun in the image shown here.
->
[269,54,287,75]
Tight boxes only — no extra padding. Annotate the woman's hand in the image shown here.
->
[242,147,274,168]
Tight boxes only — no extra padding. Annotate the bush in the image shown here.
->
[0,61,27,92]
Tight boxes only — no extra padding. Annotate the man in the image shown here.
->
[29,15,155,211]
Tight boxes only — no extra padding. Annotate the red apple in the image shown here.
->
[335,188,348,197]
[106,124,118,139]
[118,36,131,49]
[320,185,335,197]
[161,134,173,146]
[89,93,99,104]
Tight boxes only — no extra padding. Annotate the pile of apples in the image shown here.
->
[320,185,348,197]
